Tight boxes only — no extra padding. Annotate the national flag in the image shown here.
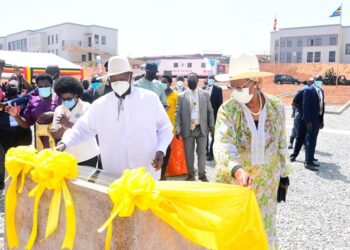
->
[273,17,277,31]
[329,5,342,17]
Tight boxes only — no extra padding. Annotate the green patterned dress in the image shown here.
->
[213,93,291,249]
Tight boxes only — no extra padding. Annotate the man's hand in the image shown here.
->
[151,151,164,171]
[234,169,252,187]
[306,123,313,131]
[209,127,215,135]
[175,132,181,140]
[5,103,21,117]
[54,142,66,152]
[320,123,324,129]
[37,111,54,124]
[57,114,72,129]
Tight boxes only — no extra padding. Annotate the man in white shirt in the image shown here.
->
[56,56,173,178]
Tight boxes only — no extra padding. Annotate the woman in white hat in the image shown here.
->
[213,53,291,249]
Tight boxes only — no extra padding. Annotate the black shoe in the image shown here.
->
[290,155,296,162]
[199,175,209,182]
[313,158,318,162]
[159,176,167,181]
[206,156,214,161]
[311,162,320,167]
[304,163,319,172]
[185,175,195,181]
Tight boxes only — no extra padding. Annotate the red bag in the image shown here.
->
[166,137,188,177]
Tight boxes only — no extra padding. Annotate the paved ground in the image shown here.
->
[0,105,349,249]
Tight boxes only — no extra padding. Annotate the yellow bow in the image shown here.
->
[24,149,78,250]
[98,167,160,250]
[5,146,37,250]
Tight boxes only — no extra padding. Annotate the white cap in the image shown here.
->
[107,56,132,77]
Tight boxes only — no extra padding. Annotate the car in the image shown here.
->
[274,74,301,85]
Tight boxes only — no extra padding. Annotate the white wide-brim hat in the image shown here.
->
[106,56,132,77]
[215,52,273,82]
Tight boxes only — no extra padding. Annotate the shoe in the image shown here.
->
[199,175,209,182]
[206,156,214,161]
[185,175,195,181]
[290,155,296,162]
[304,163,319,172]
[288,143,293,149]
[313,158,318,162]
[159,176,167,181]
[311,162,320,167]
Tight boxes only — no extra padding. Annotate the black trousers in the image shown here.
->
[305,122,320,164]
[78,156,99,168]
[291,119,307,158]
[160,145,171,178]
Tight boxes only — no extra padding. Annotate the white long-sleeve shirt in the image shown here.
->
[61,86,173,179]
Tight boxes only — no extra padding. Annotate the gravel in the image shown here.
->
[0,105,349,250]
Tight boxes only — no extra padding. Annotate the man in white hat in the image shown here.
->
[56,56,173,178]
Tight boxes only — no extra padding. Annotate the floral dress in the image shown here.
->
[213,93,291,249]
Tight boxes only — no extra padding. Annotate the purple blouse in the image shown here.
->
[23,91,61,126]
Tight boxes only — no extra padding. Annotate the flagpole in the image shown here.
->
[340,3,343,25]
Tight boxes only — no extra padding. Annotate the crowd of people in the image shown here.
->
[0,52,327,249]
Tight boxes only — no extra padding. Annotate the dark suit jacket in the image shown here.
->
[292,89,305,116]
[208,85,223,120]
[303,86,325,125]
[81,83,112,104]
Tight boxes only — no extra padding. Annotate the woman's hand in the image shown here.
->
[6,104,21,117]
[37,111,54,124]
[57,114,72,129]
[234,169,252,187]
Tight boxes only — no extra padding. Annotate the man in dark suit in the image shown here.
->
[203,75,223,161]
[81,74,112,103]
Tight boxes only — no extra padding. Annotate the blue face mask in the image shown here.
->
[38,87,52,98]
[208,79,215,86]
[63,99,77,109]
[91,82,101,90]
[314,80,323,88]
[161,83,168,90]
[303,85,309,90]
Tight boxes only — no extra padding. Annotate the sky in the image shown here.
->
[0,0,349,57]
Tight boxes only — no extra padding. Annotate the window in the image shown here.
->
[297,52,302,63]
[201,62,206,68]
[275,40,279,48]
[101,36,106,45]
[307,52,313,62]
[0,44,2,50]
[280,53,285,63]
[56,34,58,44]
[274,53,279,63]
[314,52,321,62]
[315,37,322,46]
[48,36,50,45]
[51,35,54,45]
[280,40,285,48]
[88,37,92,47]
[52,49,54,54]
[94,35,99,44]
[56,49,58,55]
[307,38,314,46]
[48,50,50,53]
[88,53,92,61]
[82,55,86,61]
[62,40,65,47]
[330,36,337,46]
[174,62,178,68]
[329,51,336,62]
[287,39,292,48]
[286,52,292,63]
[297,39,303,47]
[346,44,350,55]
[187,62,192,68]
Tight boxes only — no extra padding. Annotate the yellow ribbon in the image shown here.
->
[23,149,78,250]
[98,167,160,250]
[99,167,269,250]
[5,146,37,250]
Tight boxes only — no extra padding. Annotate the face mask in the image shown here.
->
[160,83,168,90]
[111,81,130,96]
[63,99,77,109]
[303,85,309,90]
[188,80,197,90]
[231,87,253,104]
[208,79,215,86]
[91,82,101,90]
[177,81,183,87]
[38,87,52,98]
[314,80,323,88]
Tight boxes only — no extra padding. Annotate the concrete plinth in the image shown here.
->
[5,176,204,250]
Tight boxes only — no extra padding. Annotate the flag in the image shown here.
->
[273,17,277,31]
[329,5,342,17]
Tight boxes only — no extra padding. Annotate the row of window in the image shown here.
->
[173,62,207,68]
[306,51,336,63]
[8,39,27,51]
[48,34,59,46]
[92,35,106,46]
[48,49,59,55]
[277,36,338,48]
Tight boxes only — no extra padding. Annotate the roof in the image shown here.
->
[0,50,81,69]
[272,24,345,33]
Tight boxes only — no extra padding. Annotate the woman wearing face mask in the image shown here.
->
[159,75,178,180]
[51,77,100,167]
[6,73,60,150]
[213,53,291,249]
[174,75,186,93]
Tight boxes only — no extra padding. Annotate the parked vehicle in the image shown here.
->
[274,74,301,85]
[338,75,350,85]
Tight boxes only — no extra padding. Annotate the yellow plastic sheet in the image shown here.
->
[99,167,268,250]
